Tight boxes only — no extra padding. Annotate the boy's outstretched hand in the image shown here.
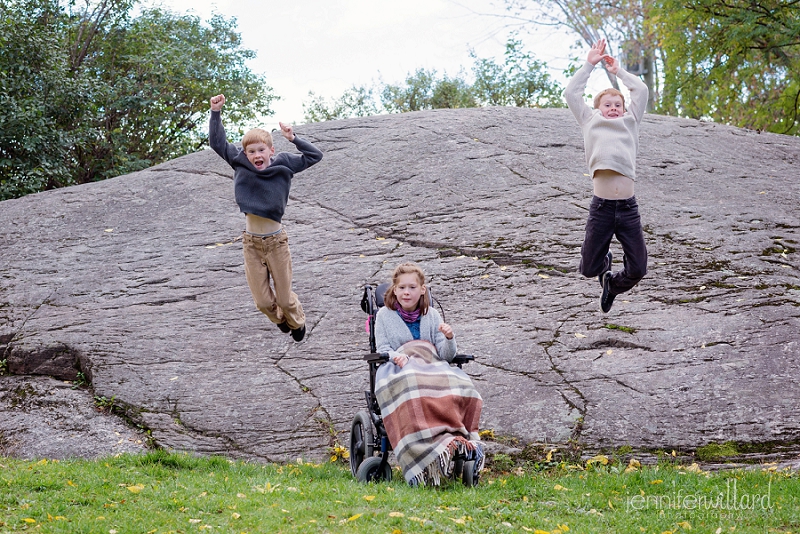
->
[210,94,226,111]
[278,121,296,141]
[587,39,607,65]
[603,55,620,75]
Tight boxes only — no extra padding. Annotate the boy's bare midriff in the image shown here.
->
[593,169,635,199]
[246,213,282,234]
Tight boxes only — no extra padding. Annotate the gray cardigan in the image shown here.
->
[375,306,457,362]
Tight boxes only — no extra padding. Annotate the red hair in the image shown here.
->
[593,88,626,110]
[382,262,430,315]
[241,128,273,149]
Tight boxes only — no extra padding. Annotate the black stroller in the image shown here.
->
[348,282,478,485]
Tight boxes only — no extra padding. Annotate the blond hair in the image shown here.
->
[241,128,273,150]
[593,88,626,110]
[382,262,430,315]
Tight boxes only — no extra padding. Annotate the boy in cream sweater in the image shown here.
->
[564,39,648,313]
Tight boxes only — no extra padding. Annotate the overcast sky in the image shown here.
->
[149,0,609,129]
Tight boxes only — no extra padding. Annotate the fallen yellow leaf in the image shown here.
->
[126,484,145,493]
[677,521,692,529]
[586,454,609,466]
[685,463,704,474]
[347,513,363,522]
[574,333,586,338]
[363,495,375,501]
[389,511,404,517]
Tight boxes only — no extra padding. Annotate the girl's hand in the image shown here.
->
[279,121,295,141]
[587,39,606,65]
[391,354,409,368]
[439,323,454,340]
[210,94,225,111]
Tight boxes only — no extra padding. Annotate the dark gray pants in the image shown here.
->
[579,195,647,296]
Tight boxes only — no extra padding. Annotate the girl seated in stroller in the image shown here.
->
[374,262,484,486]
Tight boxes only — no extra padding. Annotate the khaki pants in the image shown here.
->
[242,229,305,329]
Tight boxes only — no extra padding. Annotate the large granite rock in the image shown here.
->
[1,107,798,461]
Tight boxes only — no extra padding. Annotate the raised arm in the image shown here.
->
[565,40,608,125]
[564,62,595,125]
[272,123,323,173]
[605,55,648,123]
[208,94,239,164]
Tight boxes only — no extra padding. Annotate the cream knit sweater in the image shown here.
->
[564,62,648,181]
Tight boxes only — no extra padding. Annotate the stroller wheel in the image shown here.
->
[349,410,374,477]
[356,456,392,483]
[462,460,478,487]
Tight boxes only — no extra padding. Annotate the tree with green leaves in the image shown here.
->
[381,69,476,113]
[303,85,381,122]
[0,0,95,198]
[502,0,658,111]
[471,37,565,108]
[655,0,800,135]
[502,0,800,135]
[0,0,275,201]
[302,39,562,123]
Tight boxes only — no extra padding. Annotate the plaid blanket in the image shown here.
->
[375,340,484,485]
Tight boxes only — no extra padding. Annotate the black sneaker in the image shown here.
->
[290,324,306,342]
[600,271,616,313]
[276,321,291,333]
[598,251,613,286]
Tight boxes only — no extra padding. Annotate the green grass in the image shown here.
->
[0,451,798,533]
[603,323,637,334]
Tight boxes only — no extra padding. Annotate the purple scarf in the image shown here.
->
[395,305,421,323]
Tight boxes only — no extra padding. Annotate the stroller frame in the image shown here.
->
[349,283,477,485]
